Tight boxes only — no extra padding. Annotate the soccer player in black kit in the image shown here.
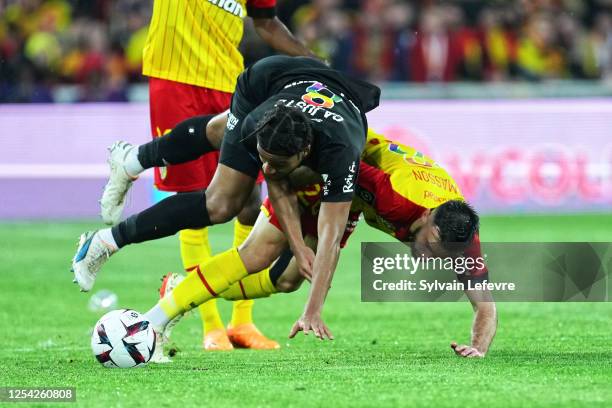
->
[72,55,380,342]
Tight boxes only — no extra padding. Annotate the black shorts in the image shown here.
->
[218,88,261,179]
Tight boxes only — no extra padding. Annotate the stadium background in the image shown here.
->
[1,1,611,407]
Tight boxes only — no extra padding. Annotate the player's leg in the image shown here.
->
[220,244,310,301]
[72,88,260,292]
[195,183,263,350]
[180,226,234,351]
[100,107,228,225]
[144,209,288,333]
[220,197,357,300]
[135,112,228,171]
[192,157,234,352]
[72,163,256,291]
[217,192,317,300]
[108,84,254,245]
[224,184,280,349]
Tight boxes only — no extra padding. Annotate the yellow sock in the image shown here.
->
[179,228,224,334]
[221,269,277,301]
[232,219,252,248]
[179,228,212,267]
[159,292,181,320]
[171,248,248,313]
[231,220,255,327]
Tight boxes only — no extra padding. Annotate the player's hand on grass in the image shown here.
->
[294,245,315,281]
[451,342,485,358]
[289,313,334,340]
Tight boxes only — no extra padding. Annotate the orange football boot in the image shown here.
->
[203,328,234,351]
[227,323,280,350]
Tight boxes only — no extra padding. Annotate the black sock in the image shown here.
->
[111,191,211,248]
[269,249,294,285]
[138,114,216,169]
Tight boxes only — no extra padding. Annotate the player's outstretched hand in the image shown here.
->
[294,246,315,281]
[450,342,485,358]
[289,313,334,340]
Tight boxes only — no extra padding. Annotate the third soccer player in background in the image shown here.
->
[101,0,316,352]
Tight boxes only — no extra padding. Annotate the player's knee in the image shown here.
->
[275,277,303,293]
[237,194,262,225]
[206,195,241,223]
[240,242,278,272]
[205,112,228,149]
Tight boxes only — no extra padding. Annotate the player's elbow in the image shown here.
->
[206,194,241,224]
[252,18,275,41]
[320,228,344,252]
[237,191,263,226]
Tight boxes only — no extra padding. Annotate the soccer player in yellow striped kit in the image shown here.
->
[100,0,315,351]
[150,126,497,358]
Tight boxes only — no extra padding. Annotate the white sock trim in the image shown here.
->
[144,303,171,332]
[124,147,144,178]
[97,228,118,250]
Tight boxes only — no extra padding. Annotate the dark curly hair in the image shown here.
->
[433,200,479,252]
[254,104,314,156]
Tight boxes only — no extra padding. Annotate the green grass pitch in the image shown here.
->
[1,215,611,407]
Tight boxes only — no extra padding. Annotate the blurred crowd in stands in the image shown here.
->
[2,0,612,102]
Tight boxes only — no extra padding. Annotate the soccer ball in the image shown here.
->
[91,309,156,368]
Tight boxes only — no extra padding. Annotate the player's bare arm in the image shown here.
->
[451,289,497,358]
[266,176,314,280]
[252,17,317,59]
[289,201,351,340]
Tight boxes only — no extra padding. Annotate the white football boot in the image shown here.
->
[100,141,137,225]
[71,231,116,292]
[150,273,185,364]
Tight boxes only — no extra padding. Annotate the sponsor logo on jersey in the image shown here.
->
[278,81,346,122]
[357,186,375,204]
[302,82,343,109]
[424,190,448,203]
[343,161,356,193]
[364,209,396,233]
[207,0,244,17]
[376,215,396,232]
[322,174,331,196]
[227,112,239,130]
[389,144,408,155]
[390,144,437,168]
[405,151,437,168]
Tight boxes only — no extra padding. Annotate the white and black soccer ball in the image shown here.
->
[91,309,156,368]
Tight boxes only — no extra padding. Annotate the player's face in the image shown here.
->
[257,144,308,181]
[409,210,453,259]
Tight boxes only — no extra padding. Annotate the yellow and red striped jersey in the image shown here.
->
[142,0,276,92]
[353,129,464,239]
[279,128,486,277]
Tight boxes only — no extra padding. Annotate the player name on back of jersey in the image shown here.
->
[208,0,244,17]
